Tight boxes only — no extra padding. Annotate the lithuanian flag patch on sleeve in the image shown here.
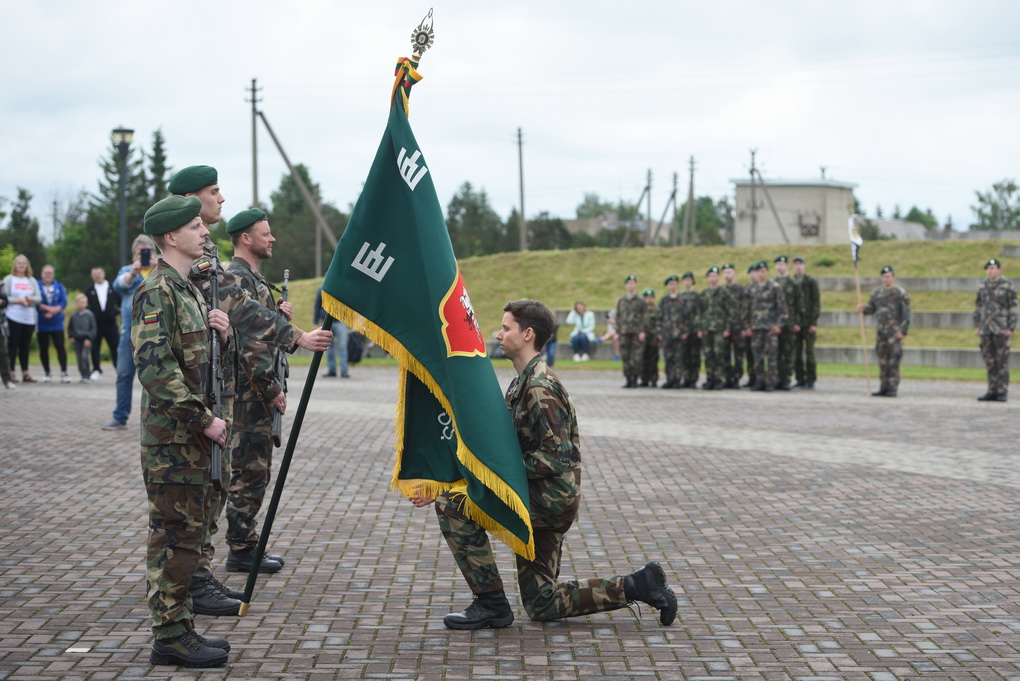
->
[196,260,212,272]
[143,312,159,325]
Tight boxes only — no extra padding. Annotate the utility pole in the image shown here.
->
[248,78,262,208]
[671,172,679,246]
[749,148,758,246]
[684,156,696,245]
[645,169,652,246]
[517,127,526,251]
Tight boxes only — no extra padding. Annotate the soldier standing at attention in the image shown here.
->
[974,258,1017,402]
[658,275,684,389]
[224,209,292,572]
[697,266,736,390]
[411,299,677,629]
[773,255,803,391]
[858,265,910,397]
[791,256,820,389]
[133,195,231,667]
[749,261,788,392]
[720,263,748,389]
[639,288,661,387]
[616,274,646,389]
[678,272,702,388]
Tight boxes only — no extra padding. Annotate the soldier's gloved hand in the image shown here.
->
[278,300,294,321]
[271,391,287,415]
[203,417,228,447]
[296,328,332,352]
[208,308,230,344]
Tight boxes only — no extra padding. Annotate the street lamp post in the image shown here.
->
[111,127,134,266]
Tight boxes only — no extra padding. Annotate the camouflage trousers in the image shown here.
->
[743,336,756,384]
[875,334,902,391]
[980,334,1011,395]
[724,332,745,383]
[619,333,644,380]
[434,492,628,621]
[145,478,208,638]
[681,335,701,384]
[662,337,684,385]
[793,329,817,384]
[751,329,778,388]
[226,402,274,551]
[196,397,233,581]
[701,331,728,383]
[640,340,660,384]
[777,326,796,386]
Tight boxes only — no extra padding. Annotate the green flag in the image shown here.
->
[320,59,534,560]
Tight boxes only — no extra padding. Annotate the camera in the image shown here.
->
[141,248,152,267]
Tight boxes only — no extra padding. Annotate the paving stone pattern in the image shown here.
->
[1,366,1018,680]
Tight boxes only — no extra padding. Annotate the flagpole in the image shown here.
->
[854,263,871,395]
[238,315,333,616]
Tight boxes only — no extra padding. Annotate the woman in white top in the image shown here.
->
[3,254,41,383]
[565,301,596,361]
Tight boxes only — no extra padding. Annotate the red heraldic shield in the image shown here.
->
[439,268,486,358]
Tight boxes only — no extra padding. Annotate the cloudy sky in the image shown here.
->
[2,0,1018,242]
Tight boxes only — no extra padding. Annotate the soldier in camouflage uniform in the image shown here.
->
[773,256,803,390]
[639,288,661,387]
[697,266,736,390]
[721,263,748,389]
[133,195,231,667]
[792,256,820,389]
[858,265,910,397]
[616,274,646,388]
[678,272,702,387]
[413,299,677,629]
[224,209,293,572]
[658,275,684,389]
[748,261,789,391]
[974,258,1017,402]
[168,166,332,610]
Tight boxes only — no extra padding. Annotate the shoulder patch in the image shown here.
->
[143,312,159,325]
[196,260,213,272]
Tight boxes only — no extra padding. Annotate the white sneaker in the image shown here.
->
[42,374,52,383]
[581,353,590,361]
[4,381,15,390]
[572,354,581,362]
[90,370,101,381]
[61,372,71,384]
[80,378,90,384]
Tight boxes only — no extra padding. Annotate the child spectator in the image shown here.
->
[68,293,97,383]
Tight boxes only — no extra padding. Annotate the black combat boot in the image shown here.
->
[977,391,998,401]
[206,575,243,600]
[189,577,241,616]
[776,382,791,391]
[623,561,677,626]
[884,388,897,397]
[751,380,766,392]
[150,630,228,667]
[872,384,888,396]
[226,547,283,574]
[443,589,514,630]
[997,392,1008,402]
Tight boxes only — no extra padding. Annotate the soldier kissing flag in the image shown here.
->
[319,57,535,559]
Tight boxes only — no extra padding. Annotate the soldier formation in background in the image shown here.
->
[858,265,911,397]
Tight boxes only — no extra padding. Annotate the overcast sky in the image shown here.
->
[2,0,1018,243]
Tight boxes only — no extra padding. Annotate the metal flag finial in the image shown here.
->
[411,8,434,58]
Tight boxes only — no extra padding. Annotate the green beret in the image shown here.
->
[758,259,769,270]
[721,263,735,270]
[143,195,202,235]
[664,274,679,285]
[792,255,805,263]
[641,288,655,297]
[682,271,695,281]
[880,265,895,275]
[774,255,788,263]
[226,208,268,234]
[747,263,757,273]
[706,265,720,275]
[168,165,218,195]
[986,258,1003,269]
[624,274,637,283]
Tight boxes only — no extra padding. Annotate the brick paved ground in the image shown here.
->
[1,364,1019,680]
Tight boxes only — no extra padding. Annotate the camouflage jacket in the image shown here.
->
[679,290,702,336]
[974,277,1018,335]
[642,301,661,343]
[132,260,217,484]
[725,282,750,331]
[863,285,911,338]
[749,279,789,330]
[616,293,645,334]
[698,285,736,333]
[776,275,804,328]
[658,294,685,339]
[505,354,581,525]
[796,274,821,328]
[226,256,283,405]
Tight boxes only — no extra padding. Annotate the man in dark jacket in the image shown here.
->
[84,266,121,379]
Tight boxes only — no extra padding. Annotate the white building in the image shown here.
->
[732,178,857,247]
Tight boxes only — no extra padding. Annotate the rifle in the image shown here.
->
[209,251,224,491]
[270,269,289,447]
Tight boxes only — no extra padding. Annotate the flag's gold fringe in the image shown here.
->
[320,291,535,560]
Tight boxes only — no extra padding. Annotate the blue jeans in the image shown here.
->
[570,333,591,356]
[112,331,135,424]
[326,321,349,375]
